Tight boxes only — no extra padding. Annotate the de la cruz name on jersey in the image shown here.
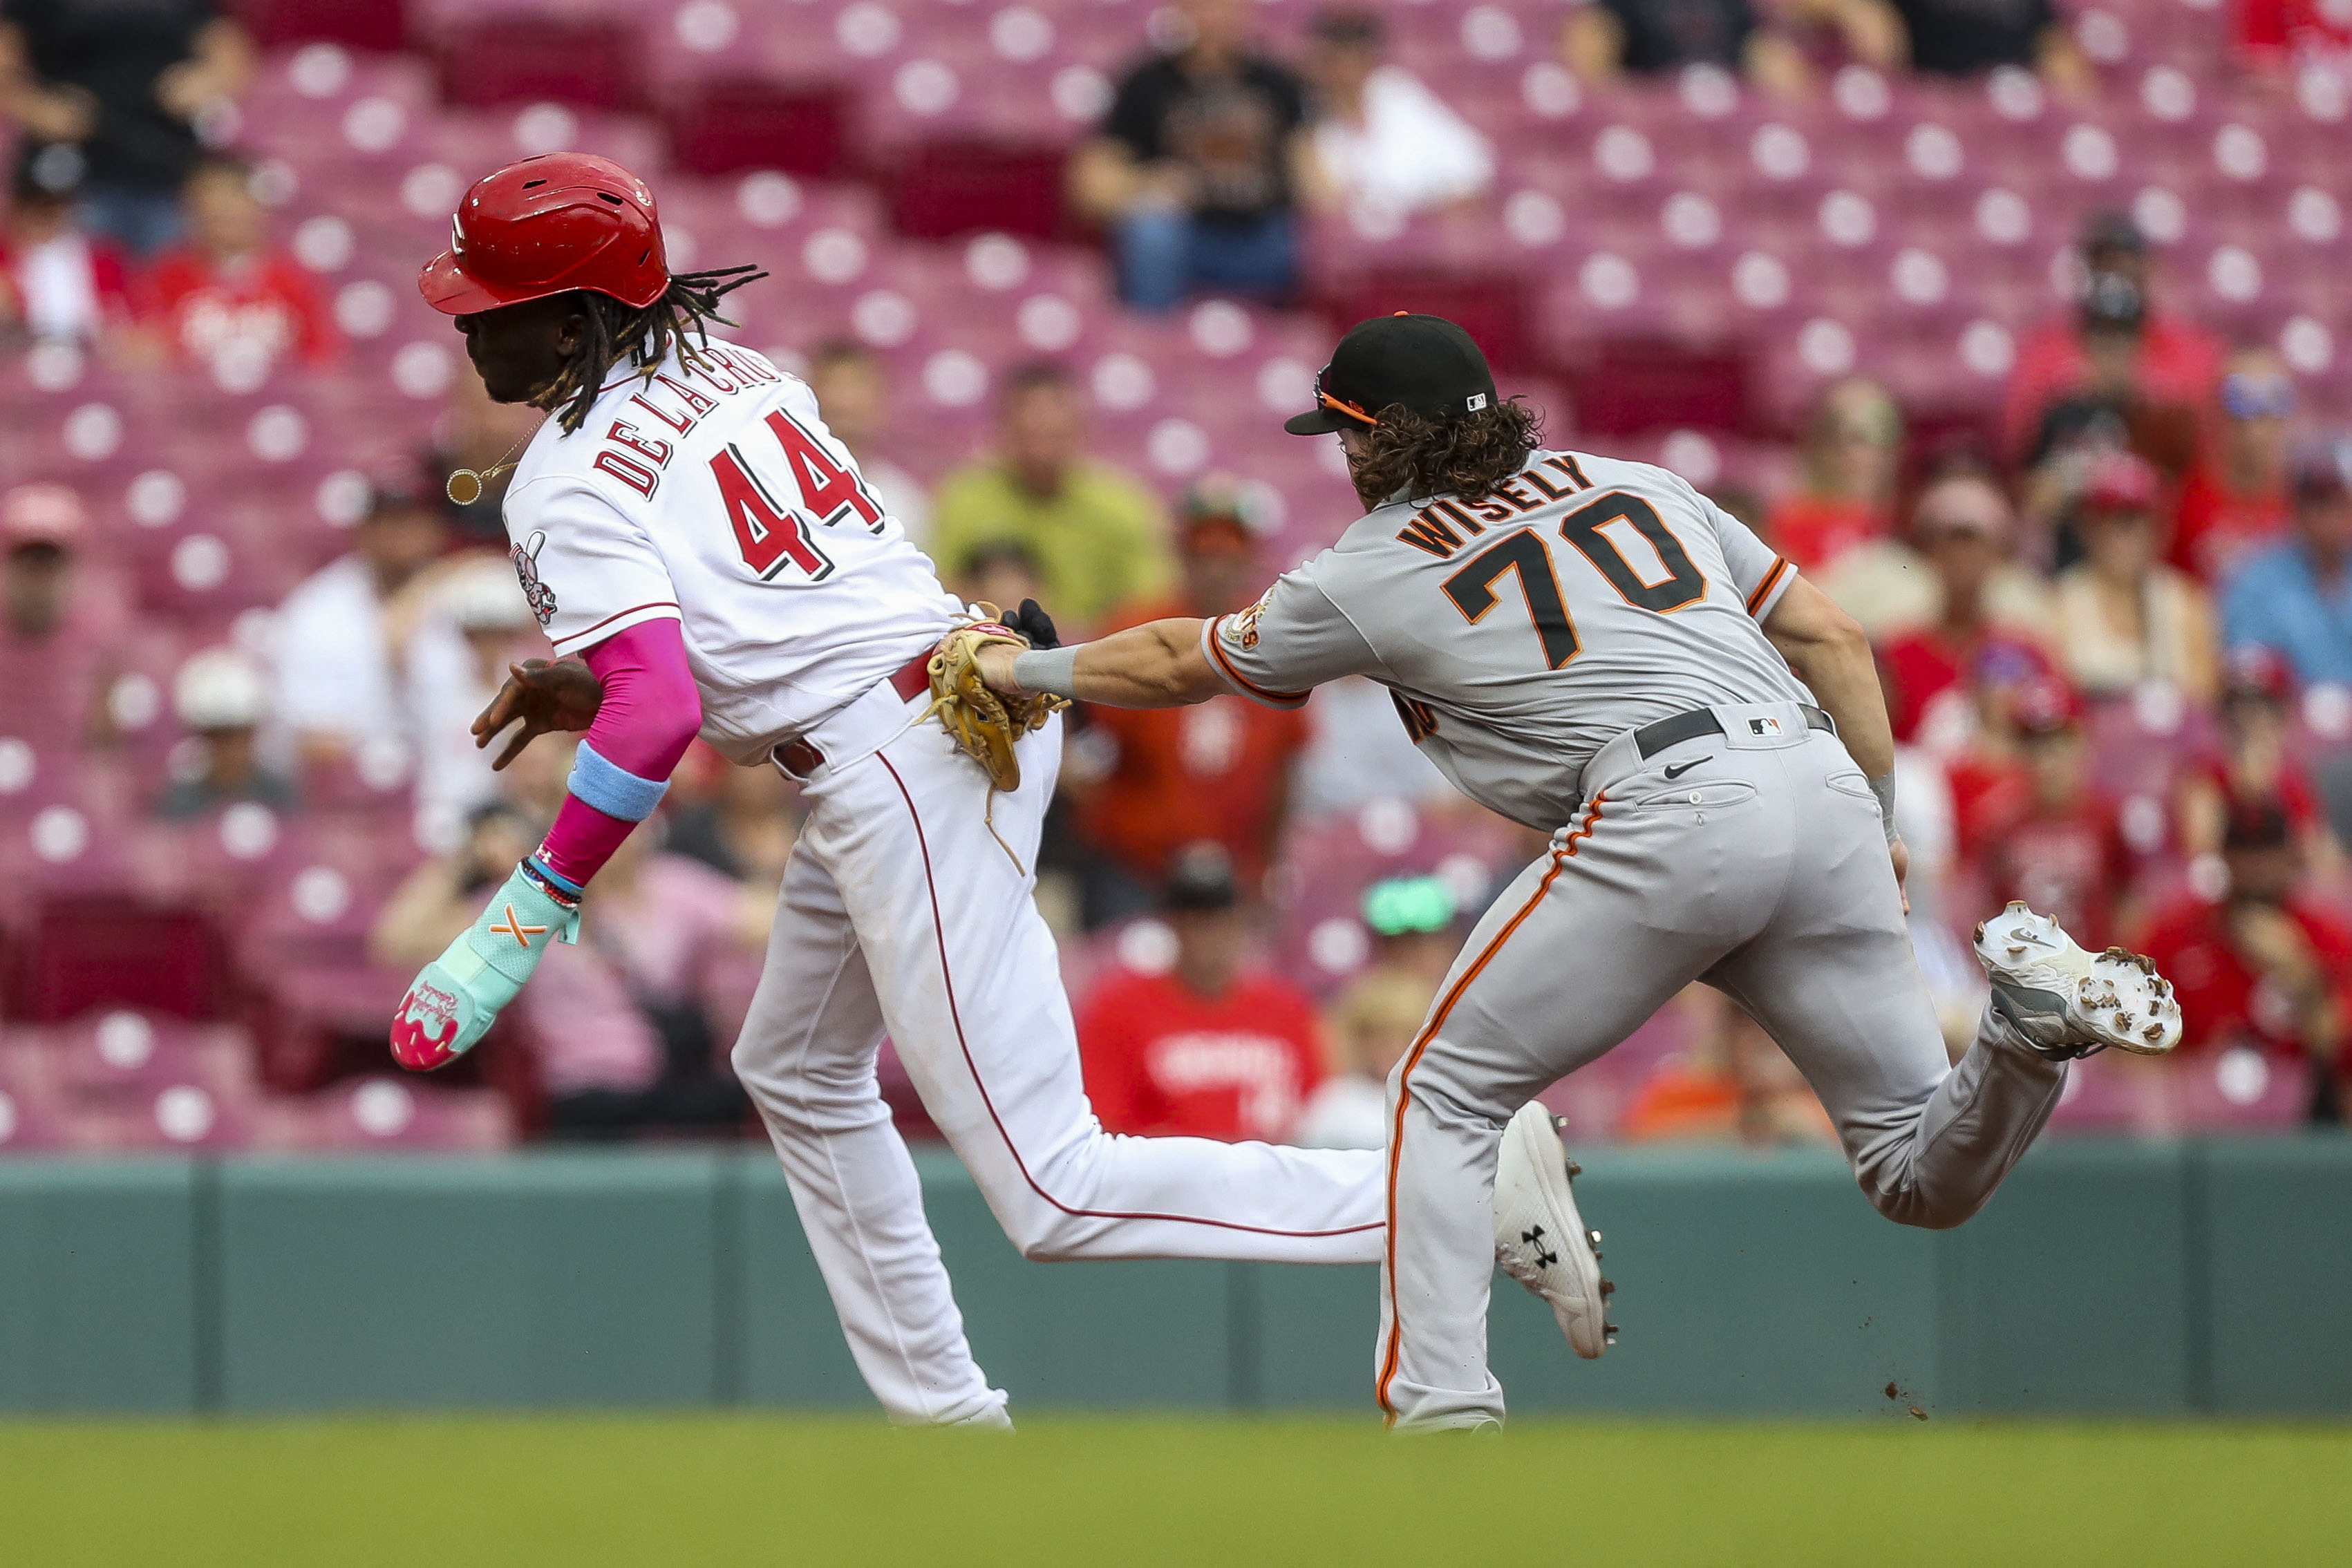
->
[498,341,961,762]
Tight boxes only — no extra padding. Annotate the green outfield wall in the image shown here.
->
[3,1137,2347,1419]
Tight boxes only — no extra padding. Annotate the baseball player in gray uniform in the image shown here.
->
[981,314,2183,1430]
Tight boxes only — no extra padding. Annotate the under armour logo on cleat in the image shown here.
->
[489,905,548,947]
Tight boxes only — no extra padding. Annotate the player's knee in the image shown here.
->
[1004,1206,1084,1262]
[1863,1182,1984,1231]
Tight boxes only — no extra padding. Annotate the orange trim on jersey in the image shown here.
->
[549,601,683,649]
[1745,557,1790,616]
[1205,619,1311,706]
[1374,790,1609,1426]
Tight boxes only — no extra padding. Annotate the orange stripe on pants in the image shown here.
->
[1374,791,1608,1422]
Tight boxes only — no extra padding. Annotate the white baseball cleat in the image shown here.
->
[1493,1101,1613,1359]
[1973,900,2184,1059]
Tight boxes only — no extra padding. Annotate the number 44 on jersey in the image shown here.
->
[711,409,886,584]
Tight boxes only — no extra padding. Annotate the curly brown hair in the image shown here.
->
[1343,397,1545,508]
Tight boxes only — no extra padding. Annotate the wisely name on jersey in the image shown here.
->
[502,342,961,762]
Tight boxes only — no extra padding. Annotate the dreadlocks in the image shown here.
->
[537,264,769,433]
[1343,397,1545,509]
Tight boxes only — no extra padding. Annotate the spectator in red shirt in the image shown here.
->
[2177,646,2339,873]
[0,155,131,348]
[2171,352,2297,588]
[142,153,335,372]
[1968,676,2138,952]
[1073,479,1309,904]
[1876,473,2055,750]
[2004,211,2221,468]
[2137,804,2351,1090]
[2235,0,2352,71]
[1764,377,1903,575]
[1077,844,1326,1142]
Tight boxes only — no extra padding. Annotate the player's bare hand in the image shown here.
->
[472,657,605,770]
[1889,835,1911,916]
[974,642,1027,697]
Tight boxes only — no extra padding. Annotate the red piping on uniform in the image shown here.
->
[877,751,1383,1241]
[551,600,682,649]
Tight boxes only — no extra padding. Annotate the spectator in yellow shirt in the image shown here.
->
[930,362,1172,632]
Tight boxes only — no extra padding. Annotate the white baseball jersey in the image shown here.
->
[1201,448,1811,830]
[500,342,961,762]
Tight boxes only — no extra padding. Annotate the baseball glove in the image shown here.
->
[925,603,1066,793]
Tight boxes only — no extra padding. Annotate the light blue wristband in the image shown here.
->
[567,740,670,822]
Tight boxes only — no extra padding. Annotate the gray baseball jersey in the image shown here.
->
[1198,445,2071,1431]
[1199,448,1810,830]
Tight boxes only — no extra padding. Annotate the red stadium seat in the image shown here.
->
[433,15,641,111]
[231,0,410,52]
[667,79,849,178]
[885,140,1068,240]
[11,899,227,1023]
[1315,269,1532,372]
[1567,339,1757,437]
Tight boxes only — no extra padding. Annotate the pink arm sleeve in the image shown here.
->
[532,618,703,890]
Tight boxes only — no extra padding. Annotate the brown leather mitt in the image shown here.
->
[923,605,1067,792]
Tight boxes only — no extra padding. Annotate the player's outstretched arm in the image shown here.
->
[1762,577,1910,898]
[398,623,702,1072]
[978,617,1225,710]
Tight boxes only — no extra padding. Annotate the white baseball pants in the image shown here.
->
[730,679,1385,1426]
[1376,703,2071,1431]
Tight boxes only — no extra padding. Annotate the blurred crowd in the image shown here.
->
[0,0,2346,1151]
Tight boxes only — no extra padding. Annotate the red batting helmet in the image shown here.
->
[418,153,667,316]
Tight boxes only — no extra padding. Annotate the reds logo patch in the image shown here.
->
[511,529,557,627]
[1224,591,1273,650]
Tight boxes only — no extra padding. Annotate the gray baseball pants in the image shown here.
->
[1375,701,2069,1430]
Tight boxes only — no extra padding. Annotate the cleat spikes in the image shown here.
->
[1977,902,2183,1059]
[1493,1101,1609,1359]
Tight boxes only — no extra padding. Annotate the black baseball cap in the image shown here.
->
[1283,314,1498,435]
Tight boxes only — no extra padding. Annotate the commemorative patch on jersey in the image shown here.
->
[1225,590,1272,650]
[511,529,558,627]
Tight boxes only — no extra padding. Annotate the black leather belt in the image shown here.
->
[1633,704,1834,759]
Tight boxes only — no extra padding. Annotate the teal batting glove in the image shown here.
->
[391,859,581,1070]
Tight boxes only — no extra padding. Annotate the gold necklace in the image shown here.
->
[445,424,540,507]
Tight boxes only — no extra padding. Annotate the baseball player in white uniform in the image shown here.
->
[978,312,2186,1430]
[390,156,1597,1428]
